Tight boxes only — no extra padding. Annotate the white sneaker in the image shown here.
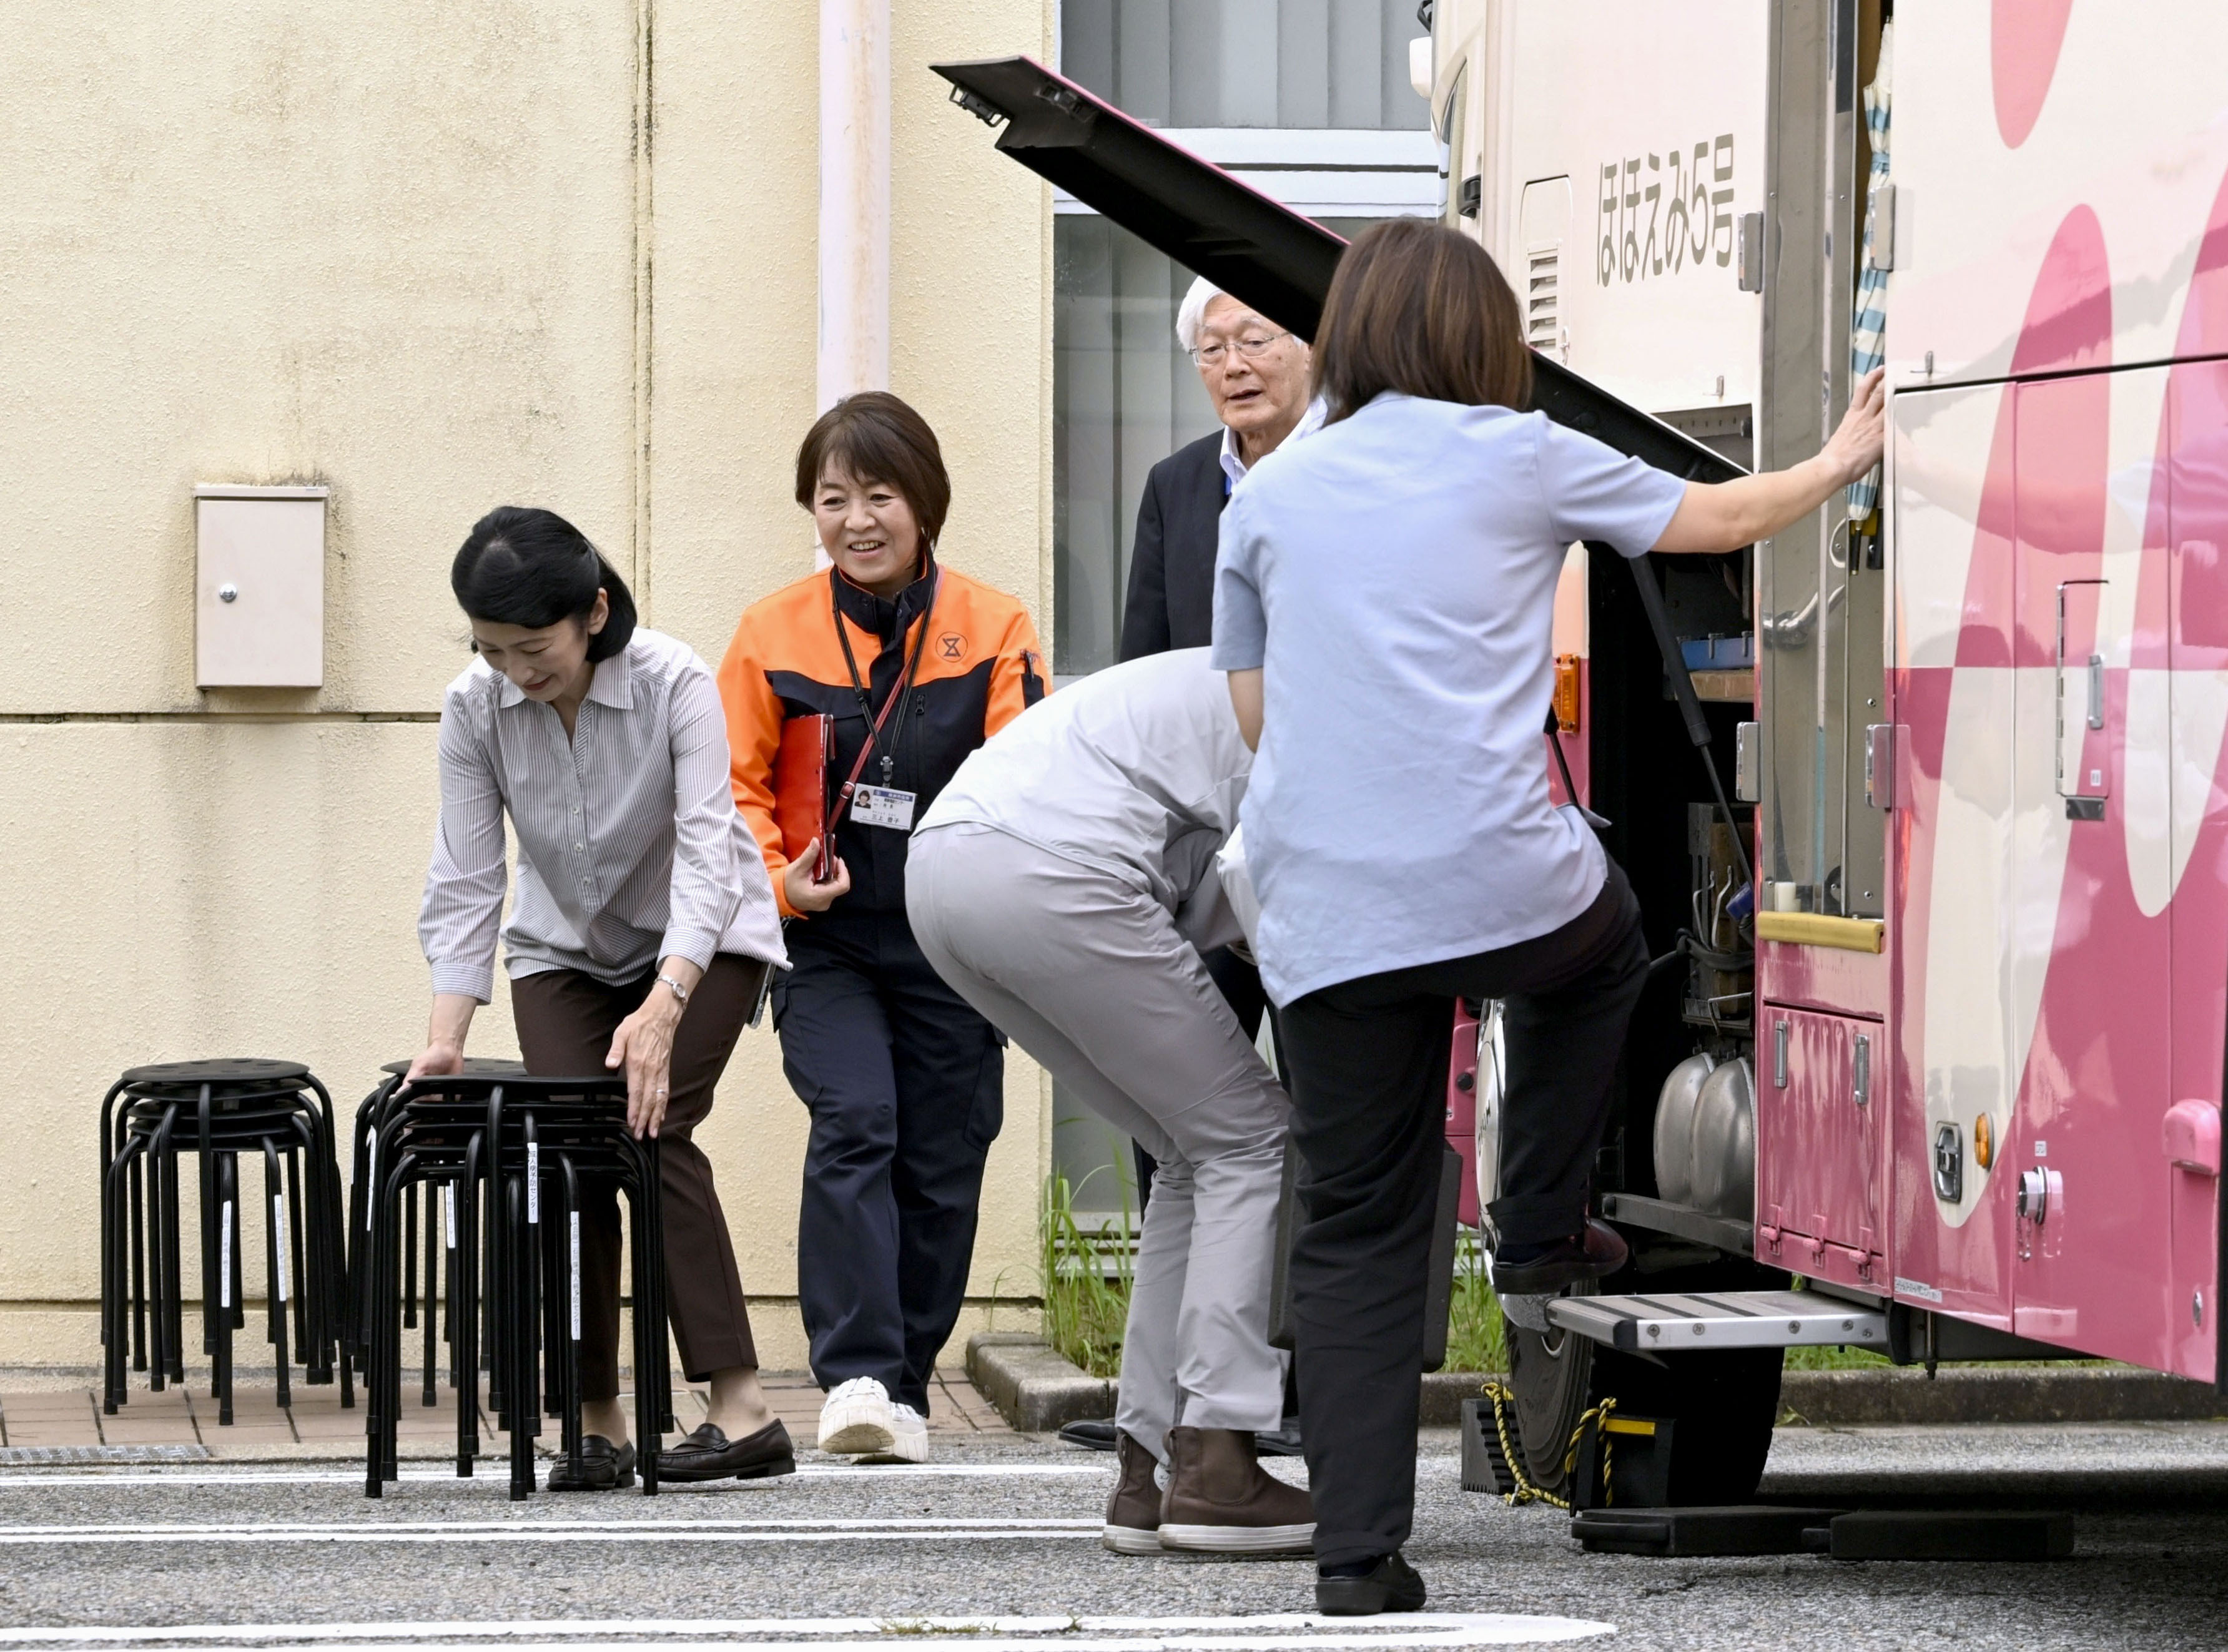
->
[882,1402,930,1464]
[817,1376,897,1455]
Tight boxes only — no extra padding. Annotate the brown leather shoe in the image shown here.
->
[1158,1426,1315,1555]
[1101,1430,1162,1555]
[546,1435,636,1492]
[659,1419,797,1483]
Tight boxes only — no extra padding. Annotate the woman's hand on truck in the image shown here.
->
[1652,367,1887,555]
[1820,366,1888,488]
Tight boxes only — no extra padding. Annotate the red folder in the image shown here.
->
[773,713,834,872]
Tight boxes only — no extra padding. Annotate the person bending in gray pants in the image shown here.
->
[907,647,1311,1560]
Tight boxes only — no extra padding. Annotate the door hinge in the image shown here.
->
[1865,724,1895,809]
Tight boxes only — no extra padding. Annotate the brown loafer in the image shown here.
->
[1158,1426,1314,1555]
[1101,1429,1162,1555]
[546,1435,636,1492]
[658,1419,797,1482]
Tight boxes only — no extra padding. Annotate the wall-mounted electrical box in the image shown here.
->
[195,484,328,687]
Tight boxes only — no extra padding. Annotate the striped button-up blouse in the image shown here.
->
[419,628,787,1002]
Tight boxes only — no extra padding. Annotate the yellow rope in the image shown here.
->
[1480,1383,1619,1511]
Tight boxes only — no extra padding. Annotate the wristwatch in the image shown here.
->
[657,973,691,1008]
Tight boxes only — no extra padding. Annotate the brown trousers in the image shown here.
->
[509,954,765,1399]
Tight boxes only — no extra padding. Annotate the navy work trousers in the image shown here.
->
[774,910,1005,1415]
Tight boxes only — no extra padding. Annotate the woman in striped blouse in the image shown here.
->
[408,506,792,1492]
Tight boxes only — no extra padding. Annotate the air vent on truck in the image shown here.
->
[1526,243,1560,352]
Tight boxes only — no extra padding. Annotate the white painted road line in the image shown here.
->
[0,1520,1102,1534]
[0,1530,1100,1546]
[0,1615,1615,1648]
[0,1465,1108,1491]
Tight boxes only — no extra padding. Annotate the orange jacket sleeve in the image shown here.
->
[715,610,801,920]
[984,602,1049,739]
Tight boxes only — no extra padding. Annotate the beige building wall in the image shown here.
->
[0,0,1055,1371]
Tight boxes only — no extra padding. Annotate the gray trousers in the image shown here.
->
[907,824,1290,1462]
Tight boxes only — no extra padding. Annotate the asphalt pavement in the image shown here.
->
[0,1422,2222,1650]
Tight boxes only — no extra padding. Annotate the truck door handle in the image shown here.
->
[2087,654,2104,729]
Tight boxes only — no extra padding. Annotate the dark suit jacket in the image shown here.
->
[1119,430,1227,661]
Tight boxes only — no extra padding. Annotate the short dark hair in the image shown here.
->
[451,506,638,663]
[794,391,952,548]
[1311,219,1532,423]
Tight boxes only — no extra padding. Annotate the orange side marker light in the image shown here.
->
[1553,654,1582,735]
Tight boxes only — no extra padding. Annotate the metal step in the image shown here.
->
[1545,1289,1890,1353]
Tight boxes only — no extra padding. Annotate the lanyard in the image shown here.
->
[828,565,939,813]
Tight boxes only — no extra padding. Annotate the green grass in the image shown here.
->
[1445,1233,1511,1375]
[1036,1182,1515,1380]
[1033,1201,2116,1382]
[1039,1169,1135,1379]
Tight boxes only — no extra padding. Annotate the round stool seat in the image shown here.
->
[378,1057,529,1079]
[120,1058,312,1092]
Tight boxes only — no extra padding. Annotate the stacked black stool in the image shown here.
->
[98,1060,349,1422]
[343,1059,525,1419]
[358,1071,671,1500]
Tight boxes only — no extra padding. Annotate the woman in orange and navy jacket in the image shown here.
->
[716,391,1044,1467]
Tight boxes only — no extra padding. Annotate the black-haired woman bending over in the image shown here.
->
[408,506,792,1491]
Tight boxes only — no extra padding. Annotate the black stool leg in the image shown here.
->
[196,1086,217,1364]
[129,1151,147,1375]
[443,1179,460,1392]
[263,1141,292,1411]
[159,1111,185,1386]
[365,1141,393,1499]
[101,1133,134,1414]
[423,1178,440,1407]
[283,1144,311,1374]
[214,1153,236,1426]
[147,1109,175,1392]
[643,1139,674,1441]
[541,1177,564,1423]
[230,1152,247,1331]
[626,1153,661,1496]
[506,1173,533,1502]
[382,1156,414,1485]
[557,1156,583,1488]
[403,1182,418,1333]
[97,1086,121,1412]
[457,1139,483,1478]
[337,1158,357,1410]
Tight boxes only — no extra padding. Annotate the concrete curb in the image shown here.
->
[965,1334,1114,1433]
[968,1335,2227,1432]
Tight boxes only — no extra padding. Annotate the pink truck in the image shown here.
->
[939,0,2228,1503]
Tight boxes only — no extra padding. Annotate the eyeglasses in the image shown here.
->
[1189,331,1293,367]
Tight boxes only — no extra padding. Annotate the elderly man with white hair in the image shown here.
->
[1119,277,1320,662]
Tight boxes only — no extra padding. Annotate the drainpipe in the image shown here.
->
[819,0,890,411]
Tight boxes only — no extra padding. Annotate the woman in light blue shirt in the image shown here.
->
[1211,219,1884,1613]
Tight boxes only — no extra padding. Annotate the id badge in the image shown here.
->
[850,784,917,832]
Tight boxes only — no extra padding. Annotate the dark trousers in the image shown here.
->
[775,910,1005,1415]
[510,954,766,1400]
[1276,863,1649,1566]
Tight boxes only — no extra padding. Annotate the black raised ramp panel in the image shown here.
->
[1572,1506,1847,1558]
[930,54,1747,488]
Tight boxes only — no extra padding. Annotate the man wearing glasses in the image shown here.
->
[1119,278,1319,663]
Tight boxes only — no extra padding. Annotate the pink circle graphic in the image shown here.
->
[1993,0,2076,148]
